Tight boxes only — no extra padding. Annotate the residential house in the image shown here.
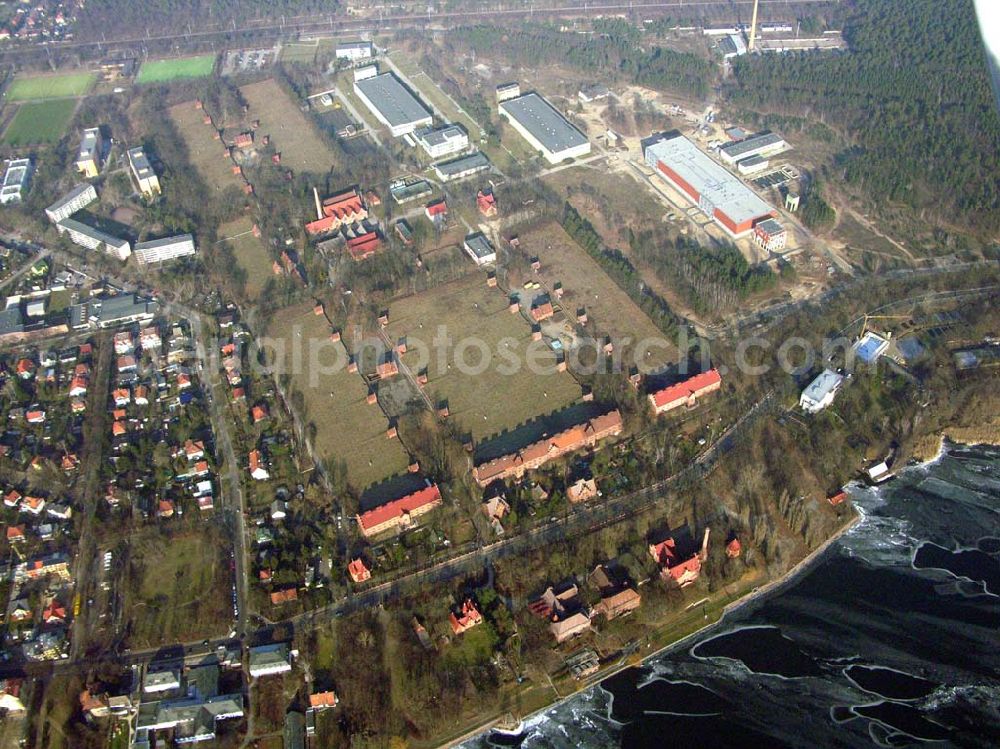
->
[648,369,722,415]
[270,588,298,606]
[649,529,710,587]
[449,599,483,635]
[356,482,443,537]
[477,189,497,217]
[347,558,371,583]
[249,450,270,481]
[567,477,598,503]
[472,409,623,486]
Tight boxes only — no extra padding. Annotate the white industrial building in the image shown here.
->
[133,234,196,265]
[495,82,521,103]
[414,124,469,158]
[354,72,433,137]
[799,369,845,414]
[719,131,788,165]
[56,217,132,261]
[335,41,374,62]
[45,183,98,223]
[737,154,770,175]
[1,158,32,204]
[499,92,591,164]
[463,233,497,266]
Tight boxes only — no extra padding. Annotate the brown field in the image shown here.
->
[240,79,339,173]
[218,216,272,297]
[386,274,582,442]
[266,302,411,490]
[124,529,233,647]
[515,221,679,373]
[169,100,244,192]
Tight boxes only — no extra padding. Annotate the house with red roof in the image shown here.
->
[249,450,270,481]
[726,535,742,558]
[112,388,130,407]
[157,500,175,518]
[305,188,368,236]
[649,529,710,587]
[6,526,25,543]
[348,558,371,583]
[648,369,721,415]
[270,587,298,605]
[531,301,555,322]
[69,375,88,398]
[23,496,45,515]
[251,404,268,424]
[43,600,66,624]
[25,409,46,424]
[828,490,849,506]
[3,490,21,508]
[15,359,34,379]
[449,599,483,635]
[309,691,338,709]
[473,409,623,486]
[425,198,448,221]
[477,189,498,217]
[346,231,381,261]
[356,483,443,538]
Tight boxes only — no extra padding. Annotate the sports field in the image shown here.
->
[266,303,412,490]
[240,79,339,173]
[386,274,582,441]
[2,99,77,146]
[5,71,94,100]
[136,54,216,84]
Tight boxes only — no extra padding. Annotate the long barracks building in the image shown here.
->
[643,134,776,237]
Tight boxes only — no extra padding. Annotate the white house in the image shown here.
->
[799,369,845,413]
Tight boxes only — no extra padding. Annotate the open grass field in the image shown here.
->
[516,221,679,373]
[169,100,243,191]
[126,529,233,647]
[2,99,76,146]
[5,71,94,100]
[266,302,411,490]
[136,54,216,84]
[218,217,271,298]
[240,78,339,173]
[280,39,321,64]
[386,274,581,442]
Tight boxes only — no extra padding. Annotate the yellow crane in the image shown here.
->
[748,0,760,51]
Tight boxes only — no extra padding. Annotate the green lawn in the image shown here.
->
[2,99,76,146]
[136,54,216,83]
[5,71,94,100]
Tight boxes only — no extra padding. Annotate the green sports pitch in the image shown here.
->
[5,72,95,100]
[2,99,77,146]
[136,55,216,84]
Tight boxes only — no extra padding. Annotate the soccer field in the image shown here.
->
[5,72,94,100]
[2,100,77,146]
[136,54,216,83]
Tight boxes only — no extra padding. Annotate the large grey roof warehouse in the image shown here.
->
[354,72,433,136]
[499,92,591,163]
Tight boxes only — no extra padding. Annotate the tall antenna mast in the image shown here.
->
[748,0,760,51]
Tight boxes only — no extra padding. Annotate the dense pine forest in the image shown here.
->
[455,20,716,99]
[729,0,1000,236]
[76,0,338,38]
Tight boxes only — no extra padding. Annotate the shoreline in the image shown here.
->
[443,510,862,748]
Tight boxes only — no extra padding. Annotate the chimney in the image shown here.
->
[700,527,711,561]
[313,187,323,221]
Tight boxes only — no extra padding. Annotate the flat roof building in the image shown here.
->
[737,154,770,175]
[1,158,32,204]
[433,152,491,182]
[463,233,496,266]
[753,218,787,253]
[45,183,98,223]
[56,217,131,261]
[76,127,102,178]
[414,124,469,159]
[499,93,591,164]
[128,147,161,196]
[496,82,521,103]
[143,669,181,694]
[719,131,787,164]
[248,643,292,677]
[133,234,196,265]
[335,41,374,61]
[354,73,433,137]
[69,293,158,330]
[644,134,776,237]
[799,369,845,414]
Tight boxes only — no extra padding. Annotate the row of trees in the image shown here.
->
[728,0,1000,237]
[561,202,681,339]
